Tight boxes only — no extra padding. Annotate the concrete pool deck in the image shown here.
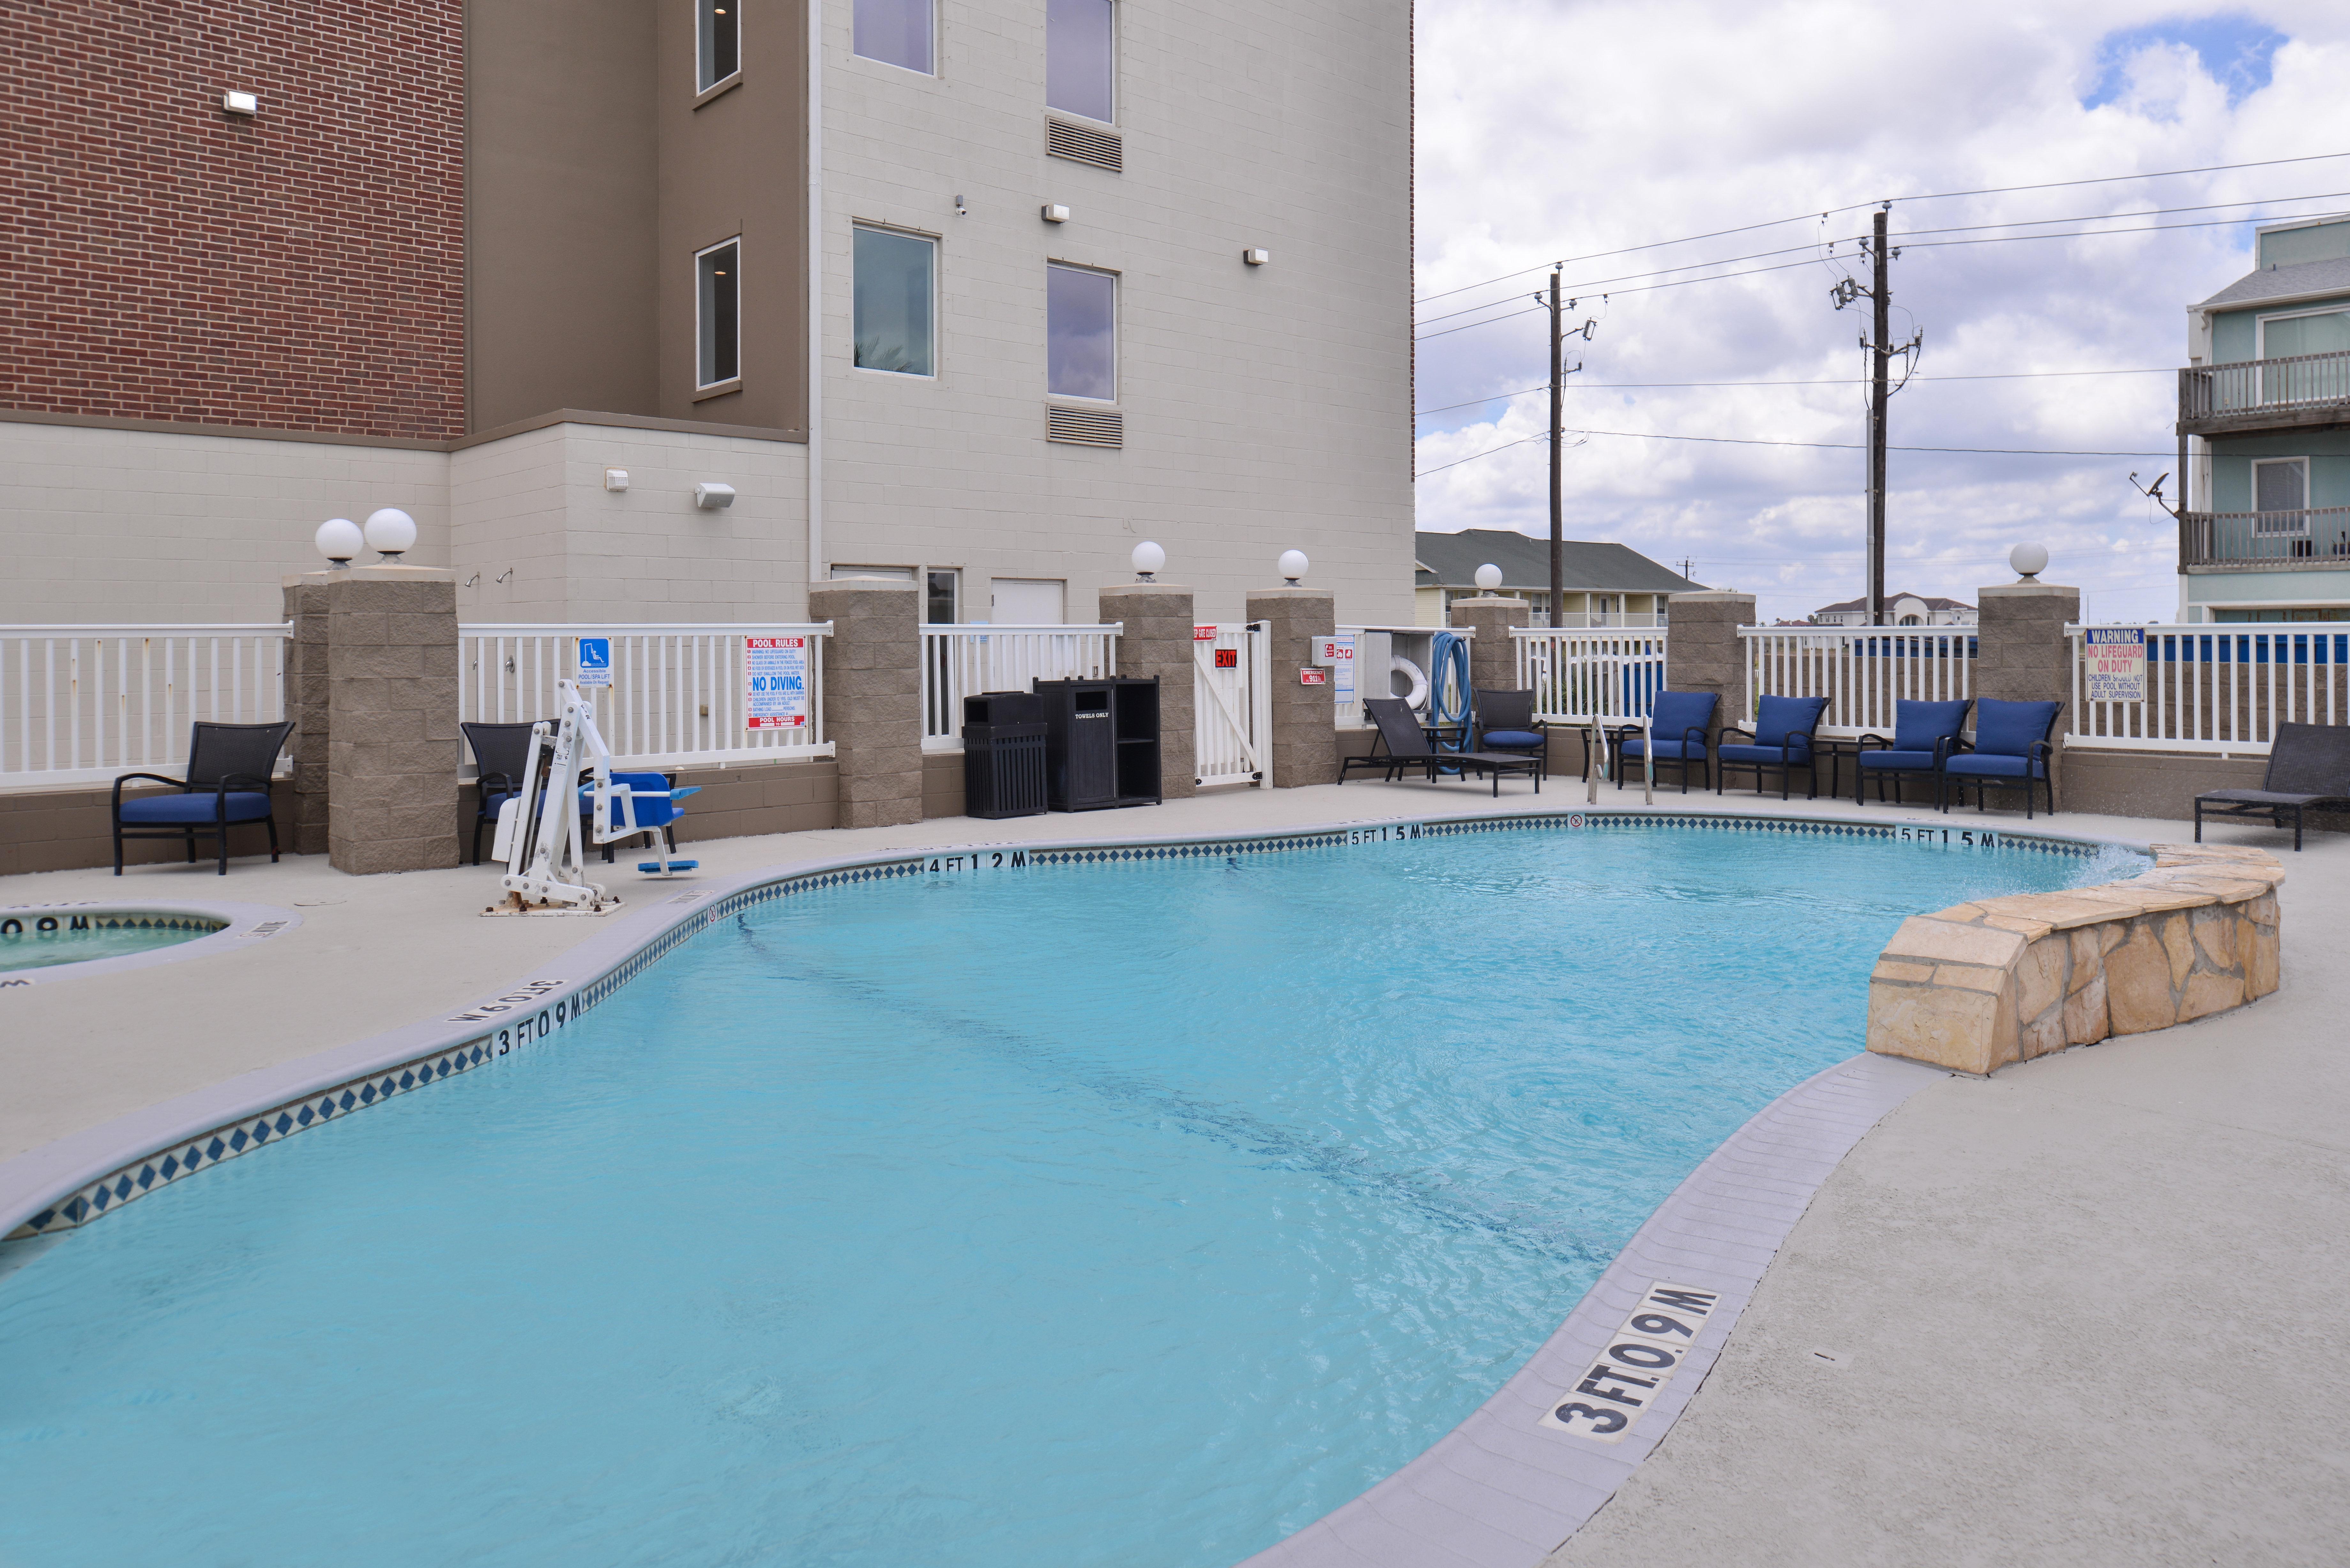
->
[1,780,2342,1564]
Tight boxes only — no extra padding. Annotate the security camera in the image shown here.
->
[694,482,736,510]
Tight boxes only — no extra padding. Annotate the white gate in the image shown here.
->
[1194,622,1269,787]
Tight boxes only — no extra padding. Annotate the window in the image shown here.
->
[853,226,935,376]
[2252,458,2308,532]
[1047,0,1113,122]
[697,0,739,92]
[853,0,933,73]
[696,239,739,388]
[1046,262,1115,401]
[926,568,959,624]
[2259,309,2350,359]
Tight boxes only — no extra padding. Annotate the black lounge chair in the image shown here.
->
[1854,698,1971,807]
[111,720,293,875]
[1606,689,1716,793]
[2195,721,2350,851]
[464,720,546,865]
[1340,698,1543,796]
[1471,688,1548,768]
[1942,699,2064,819]
[1717,694,1829,800]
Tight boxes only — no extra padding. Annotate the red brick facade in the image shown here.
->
[2,1,465,440]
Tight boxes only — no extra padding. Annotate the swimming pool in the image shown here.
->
[0,820,2140,1566]
[0,909,222,972]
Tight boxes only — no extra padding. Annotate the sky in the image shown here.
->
[1410,3,2350,623]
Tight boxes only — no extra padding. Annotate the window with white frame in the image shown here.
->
[853,226,936,376]
[696,239,740,388]
[697,0,739,92]
[2252,457,2309,532]
[1046,0,1113,122]
[2259,308,2350,359]
[1046,262,1115,401]
[854,0,934,73]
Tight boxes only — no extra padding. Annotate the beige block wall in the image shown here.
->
[325,568,462,875]
[808,579,922,829]
[1248,588,1338,787]
[1099,584,1198,799]
[0,780,300,876]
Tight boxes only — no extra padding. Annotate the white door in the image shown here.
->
[1194,623,1269,787]
[989,578,1066,624]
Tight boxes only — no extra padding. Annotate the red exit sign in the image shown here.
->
[1299,667,1328,686]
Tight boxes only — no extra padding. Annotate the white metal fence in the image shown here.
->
[920,625,1121,750]
[1511,628,1668,723]
[1194,623,1270,786]
[1740,625,1974,735]
[459,624,833,770]
[2067,624,2349,755]
[0,625,291,787]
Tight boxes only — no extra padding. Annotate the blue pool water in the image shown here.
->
[0,825,2138,1566]
[0,916,215,971]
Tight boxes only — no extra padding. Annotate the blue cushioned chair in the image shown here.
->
[463,720,544,866]
[1853,699,1971,807]
[1472,688,1548,768]
[1942,699,2063,819]
[111,720,293,875]
[1608,689,1717,794]
[1717,695,1830,800]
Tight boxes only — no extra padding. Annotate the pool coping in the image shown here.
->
[0,803,2152,1563]
[0,898,301,988]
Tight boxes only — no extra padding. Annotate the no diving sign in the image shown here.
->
[1539,1280,1719,1443]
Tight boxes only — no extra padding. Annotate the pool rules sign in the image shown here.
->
[2084,627,2147,704]
[744,637,809,729]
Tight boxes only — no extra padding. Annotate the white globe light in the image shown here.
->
[364,507,418,560]
[1278,549,1309,584]
[2009,542,2049,580]
[1474,563,1503,592]
[314,517,363,565]
[1131,540,1166,579]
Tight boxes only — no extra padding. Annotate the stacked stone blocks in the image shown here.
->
[281,576,333,856]
[1100,584,1198,799]
[1867,842,2283,1075]
[1247,588,1338,788]
[809,581,922,829]
[1445,595,1531,697]
[325,566,461,874]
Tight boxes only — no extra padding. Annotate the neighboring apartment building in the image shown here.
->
[1809,592,1976,628]
[2177,215,2350,623]
[1411,529,1702,627]
[0,0,1414,627]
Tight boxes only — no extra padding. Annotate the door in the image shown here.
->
[1194,623,1269,787]
[989,578,1065,624]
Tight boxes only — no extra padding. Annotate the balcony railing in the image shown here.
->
[2180,507,2350,568]
[2180,350,2350,426]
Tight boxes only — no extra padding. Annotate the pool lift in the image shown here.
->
[486,678,699,916]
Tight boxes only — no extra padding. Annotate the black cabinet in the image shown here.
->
[1035,677,1161,810]
[962,691,1048,818]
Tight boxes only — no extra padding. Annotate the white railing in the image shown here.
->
[0,625,291,788]
[1194,623,1270,786]
[459,624,833,770]
[921,624,1121,749]
[2067,624,2348,755]
[1740,625,1974,736]
[1542,611,1667,629]
[1512,628,1668,723]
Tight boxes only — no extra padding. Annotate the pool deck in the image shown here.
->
[2,779,2343,1564]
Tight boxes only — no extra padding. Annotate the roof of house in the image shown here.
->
[1413,529,1704,594]
[1811,592,1975,615]
[2197,254,2350,311]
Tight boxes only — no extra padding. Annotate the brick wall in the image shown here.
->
[1,0,464,439]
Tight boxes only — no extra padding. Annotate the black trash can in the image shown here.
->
[962,691,1048,819]
[1035,677,1161,810]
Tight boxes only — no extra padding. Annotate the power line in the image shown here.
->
[1413,426,2170,478]
[1414,434,1546,478]
[1413,366,2174,418]
[1411,149,2350,308]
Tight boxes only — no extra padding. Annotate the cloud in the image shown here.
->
[1413,1,2350,623]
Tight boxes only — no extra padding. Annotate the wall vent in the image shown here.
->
[1048,405,1123,448]
[1047,118,1122,173]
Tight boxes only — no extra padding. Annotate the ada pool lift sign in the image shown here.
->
[575,637,613,687]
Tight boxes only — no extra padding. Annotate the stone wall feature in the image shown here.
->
[1663,591,1754,750]
[1247,587,1338,788]
[282,574,332,856]
[1866,843,2284,1075]
[1445,594,1531,696]
[1101,583,1198,799]
[808,579,922,829]
[325,565,461,875]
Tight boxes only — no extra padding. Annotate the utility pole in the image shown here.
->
[1548,268,1564,628]
[1868,208,1890,628]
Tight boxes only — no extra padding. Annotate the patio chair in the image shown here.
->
[1472,689,1548,769]
[1339,698,1543,796]
[1853,698,1971,808]
[111,720,294,875]
[463,720,545,866]
[1606,690,1717,794]
[1717,695,1830,800]
[2194,721,2350,851]
[1941,699,2063,819]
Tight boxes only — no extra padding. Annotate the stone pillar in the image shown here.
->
[1976,580,2081,802]
[326,565,460,874]
[1663,590,1755,744]
[1246,587,1337,788]
[281,573,333,856]
[1446,593,1531,695]
[1100,583,1197,800]
[809,579,922,828]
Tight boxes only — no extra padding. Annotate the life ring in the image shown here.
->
[1390,655,1430,709]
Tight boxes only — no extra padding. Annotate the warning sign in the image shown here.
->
[2083,627,2146,704]
[745,637,809,729]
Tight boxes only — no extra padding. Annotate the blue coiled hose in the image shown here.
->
[1428,631,1472,769]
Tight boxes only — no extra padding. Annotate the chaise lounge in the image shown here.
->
[2194,720,2350,851]
[1341,698,1543,796]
